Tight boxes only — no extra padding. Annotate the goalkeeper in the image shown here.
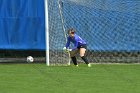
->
[63,28,91,67]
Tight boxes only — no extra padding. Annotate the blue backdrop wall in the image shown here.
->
[0,0,45,50]
[0,0,140,51]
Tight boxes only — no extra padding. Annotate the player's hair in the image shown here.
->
[68,28,75,34]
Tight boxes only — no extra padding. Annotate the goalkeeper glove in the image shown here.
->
[63,47,67,51]
[63,47,72,52]
[67,49,72,52]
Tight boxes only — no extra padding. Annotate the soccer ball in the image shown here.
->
[27,56,34,62]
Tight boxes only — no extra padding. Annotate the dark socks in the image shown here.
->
[71,56,77,65]
[81,56,89,64]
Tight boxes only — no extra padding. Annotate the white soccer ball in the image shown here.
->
[27,56,34,62]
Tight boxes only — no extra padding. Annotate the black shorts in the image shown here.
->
[77,44,87,49]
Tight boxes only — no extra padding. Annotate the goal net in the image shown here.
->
[48,0,140,64]
[0,0,140,64]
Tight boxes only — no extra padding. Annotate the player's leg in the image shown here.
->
[79,46,91,67]
[70,49,79,66]
[79,48,88,64]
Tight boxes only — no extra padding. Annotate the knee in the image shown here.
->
[80,54,84,57]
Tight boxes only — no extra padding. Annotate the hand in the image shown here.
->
[63,47,67,51]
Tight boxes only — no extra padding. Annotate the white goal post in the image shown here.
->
[44,0,49,66]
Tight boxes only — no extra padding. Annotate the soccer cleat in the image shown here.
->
[75,65,79,67]
[88,64,91,67]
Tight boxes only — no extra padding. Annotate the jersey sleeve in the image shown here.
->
[65,37,70,48]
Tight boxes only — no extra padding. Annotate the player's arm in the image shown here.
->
[65,37,70,49]
[63,37,70,51]
[66,37,70,48]
[64,40,78,52]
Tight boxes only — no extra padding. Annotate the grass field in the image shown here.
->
[0,63,140,93]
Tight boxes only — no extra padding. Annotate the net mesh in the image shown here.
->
[48,0,140,64]
[48,0,70,65]
[0,0,140,64]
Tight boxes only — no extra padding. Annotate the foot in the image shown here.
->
[88,63,91,67]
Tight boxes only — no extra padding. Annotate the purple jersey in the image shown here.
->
[66,34,86,50]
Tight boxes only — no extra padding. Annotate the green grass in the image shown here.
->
[0,63,140,93]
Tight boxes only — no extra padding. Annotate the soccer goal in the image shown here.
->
[45,0,140,65]
[0,0,140,65]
